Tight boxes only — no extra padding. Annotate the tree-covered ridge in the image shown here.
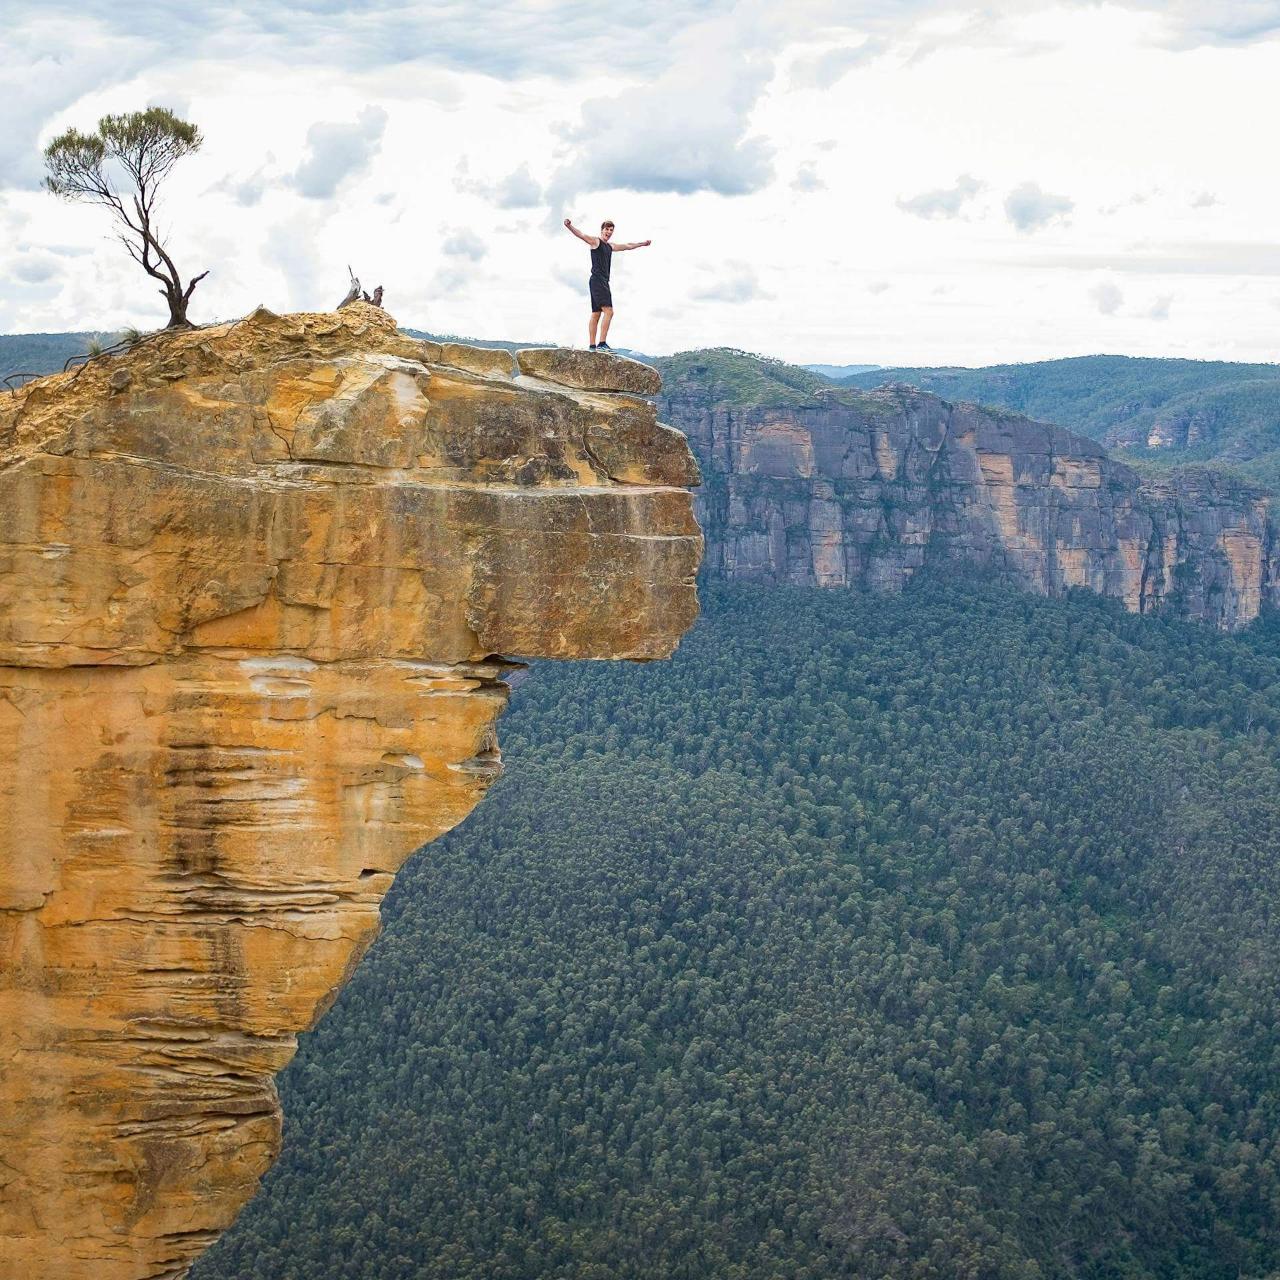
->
[196,580,1280,1280]
[0,332,100,381]
[841,354,1280,476]
[652,347,836,407]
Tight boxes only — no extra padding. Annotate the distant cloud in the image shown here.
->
[790,38,885,89]
[0,17,152,190]
[1122,1,1280,46]
[210,163,275,207]
[1099,189,1158,215]
[431,265,472,295]
[1014,241,1280,275]
[1191,190,1219,208]
[867,280,891,294]
[691,262,771,303]
[11,252,61,284]
[898,174,983,220]
[441,228,488,261]
[456,158,545,209]
[550,23,774,200]
[264,210,329,310]
[1147,293,1174,320]
[1004,181,1074,232]
[292,106,388,200]
[1090,280,1124,314]
[791,163,826,193]
[551,264,582,293]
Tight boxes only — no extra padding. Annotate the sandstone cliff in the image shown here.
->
[659,374,1276,629]
[0,305,701,1279]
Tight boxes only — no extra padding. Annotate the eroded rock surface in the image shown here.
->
[0,304,701,1279]
[661,384,1276,629]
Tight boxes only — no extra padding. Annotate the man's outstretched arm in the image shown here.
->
[612,239,653,251]
[563,218,600,247]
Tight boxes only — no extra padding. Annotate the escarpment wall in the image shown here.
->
[0,306,701,1280]
[660,385,1276,628]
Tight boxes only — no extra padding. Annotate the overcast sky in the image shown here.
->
[4,0,1280,365]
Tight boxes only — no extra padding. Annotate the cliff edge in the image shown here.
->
[657,358,1274,628]
[0,304,702,1279]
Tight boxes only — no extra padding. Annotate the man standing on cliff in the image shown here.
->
[563,217,652,351]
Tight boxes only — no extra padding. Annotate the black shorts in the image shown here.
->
[589,276,612,311]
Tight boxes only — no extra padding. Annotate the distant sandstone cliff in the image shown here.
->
[659,374,1275,629]
[0,305,701,1280]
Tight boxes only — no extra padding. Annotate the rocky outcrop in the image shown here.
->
[0,305,701,1279]
[660,383,1276,629]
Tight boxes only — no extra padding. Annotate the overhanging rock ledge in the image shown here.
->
[0,303,702,1280]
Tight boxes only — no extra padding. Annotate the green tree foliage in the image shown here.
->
[655,348,834,407]
[194,580,1280,1280]
[841,355,1280,486]
[44,107,207,328]
[0,333,101,382]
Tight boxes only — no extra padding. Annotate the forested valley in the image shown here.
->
[191,577,1280,1279]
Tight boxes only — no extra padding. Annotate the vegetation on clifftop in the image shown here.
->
[197,580,1280,1280]
[653,347,833,407]
[842,354,1280,485]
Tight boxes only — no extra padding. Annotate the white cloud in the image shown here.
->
[550,264,582,293]
[790,38,886,88]
[209,163,276,207]
[292,107,388,199]
[1004,181,1075,232]
[456,159,544,209]
[550,21,774,200]
[1147,292,1174,319]
[0,17,155,190]
[690,262,771,304]
[1191,189,1219,207]
[264,211,332,310]
[1090,280,1124,314]
[11,252,62,284]
[441,228,488,261]
[6,0,1280,363]
[1123,1,1280,45]
[898,173,984,220]
[791,163,826,192]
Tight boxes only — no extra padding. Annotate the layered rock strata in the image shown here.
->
[661,384,1276,628]
[0,305,701,1280]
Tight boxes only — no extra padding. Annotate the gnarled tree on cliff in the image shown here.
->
[44,107,208,329]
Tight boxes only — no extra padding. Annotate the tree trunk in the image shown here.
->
[165,292,190,328]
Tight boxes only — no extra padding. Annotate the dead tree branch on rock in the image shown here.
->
[337,267,384,310]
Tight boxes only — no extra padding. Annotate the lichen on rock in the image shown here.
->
[0,302,702,1280]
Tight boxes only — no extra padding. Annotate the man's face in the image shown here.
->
[601,224,614,241]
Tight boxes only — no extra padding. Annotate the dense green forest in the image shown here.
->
[654,347,835,407]
[196,580,1280,1280]
[0,331,99,381]
[841,354,1280,480]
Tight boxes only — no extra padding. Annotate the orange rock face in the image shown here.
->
[0,304,701,1279]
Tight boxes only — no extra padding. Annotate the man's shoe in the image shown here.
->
[596,341,612,351]
[589,344,597,350]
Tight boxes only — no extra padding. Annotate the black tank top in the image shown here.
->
[590,239,612,281]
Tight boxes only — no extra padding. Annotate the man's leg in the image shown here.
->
[598,307,614,345]
[589,310,601,346]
